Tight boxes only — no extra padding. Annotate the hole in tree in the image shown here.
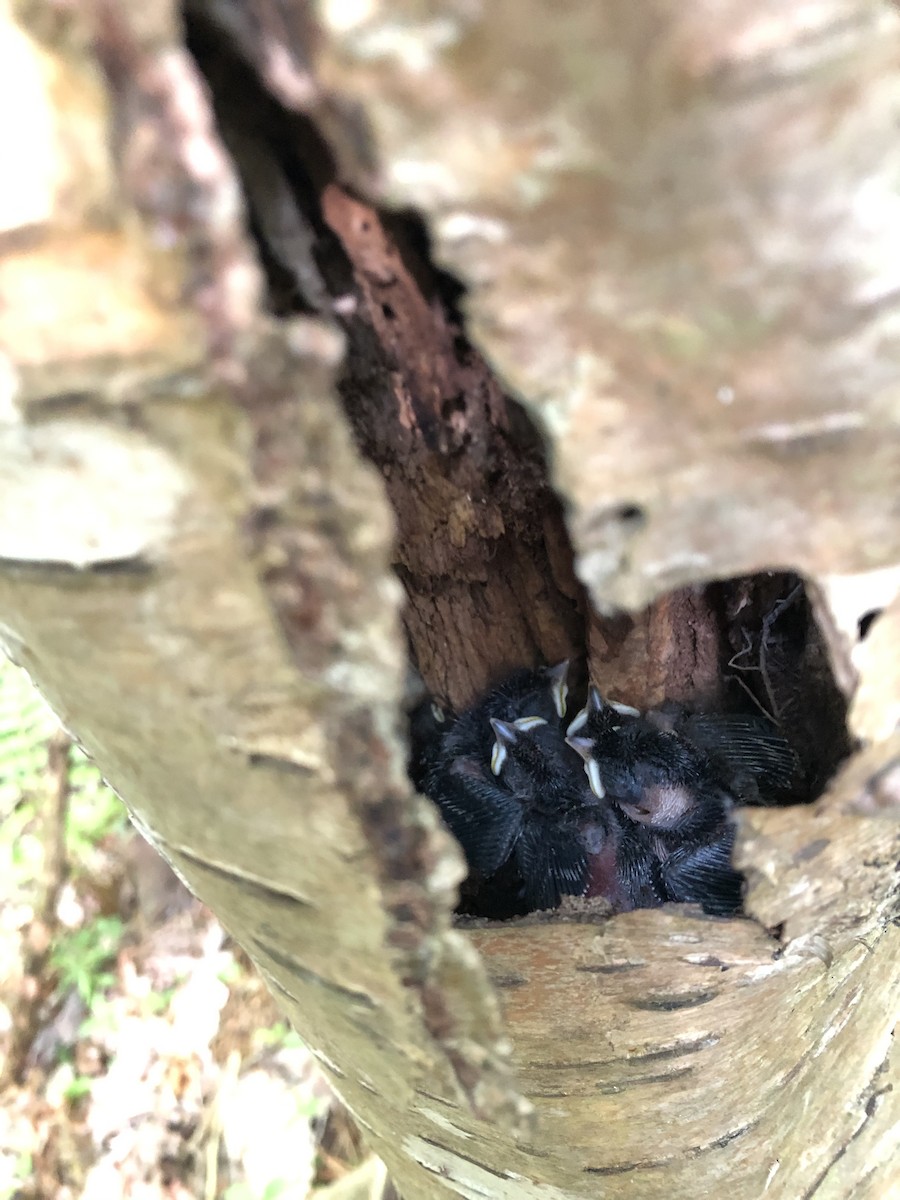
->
[858,609,882,640]
[182,9,854,921]
[615,504,645,528]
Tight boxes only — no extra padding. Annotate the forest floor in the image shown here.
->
[0,657,392,1200]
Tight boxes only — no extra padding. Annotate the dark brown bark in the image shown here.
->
[320,184,587,709]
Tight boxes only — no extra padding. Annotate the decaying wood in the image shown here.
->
[0,2,898,1198]
[318,183,586,710]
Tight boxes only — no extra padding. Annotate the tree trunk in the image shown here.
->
[1,2,898,1198]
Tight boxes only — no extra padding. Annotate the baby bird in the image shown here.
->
[424,663,599,912]
[567,690,745,916]
[645,703,801,805]
[407,696,451,795]
[565,688,663,911]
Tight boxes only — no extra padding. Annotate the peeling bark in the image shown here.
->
[1,3,898,1199]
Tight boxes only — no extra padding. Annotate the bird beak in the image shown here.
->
[489,715,547,774]
[489,717,517,775]
[585,759,606,799]
[565,735,593,761]
[512,716,548,731]
[566,707,589,736]
[565,734,606,799]
[567,685,606,736]
[546,660,570,719]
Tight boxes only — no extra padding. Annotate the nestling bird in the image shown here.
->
[645,702,800,805]
[421,663,607,912]
[567,692,751,915]
[407,694,451,795]
[563,688,663,910]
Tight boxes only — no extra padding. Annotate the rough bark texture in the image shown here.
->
[321,0,900,608]
[1,2,898,1199]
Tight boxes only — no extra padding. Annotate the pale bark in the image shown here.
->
[1,3,898,1199]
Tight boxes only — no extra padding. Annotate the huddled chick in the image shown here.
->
[419,664,600,913]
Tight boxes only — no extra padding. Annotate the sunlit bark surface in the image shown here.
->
[0,3,898,1198]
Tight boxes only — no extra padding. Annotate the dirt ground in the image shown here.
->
[0,658,393,1200]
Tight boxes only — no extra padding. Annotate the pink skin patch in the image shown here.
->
[582,822,635,911]
[620,782,695,829]
[450,756,484,780]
